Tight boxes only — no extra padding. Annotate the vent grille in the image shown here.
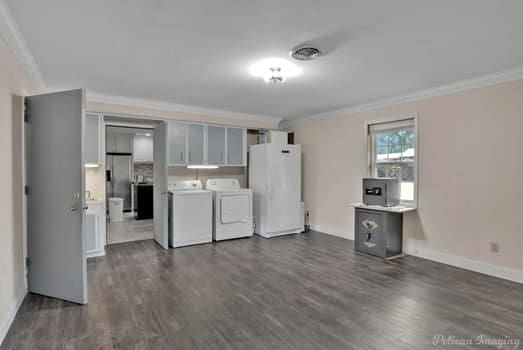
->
[291,47,323,61]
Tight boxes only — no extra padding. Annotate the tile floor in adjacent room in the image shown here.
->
[106,213,153,245]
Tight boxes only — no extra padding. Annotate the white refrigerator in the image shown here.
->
[249,143,302,238]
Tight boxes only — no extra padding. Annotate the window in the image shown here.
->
[368,117,417,204]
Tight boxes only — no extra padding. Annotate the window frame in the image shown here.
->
[366,114,419,207]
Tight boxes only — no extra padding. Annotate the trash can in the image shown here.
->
[109,197,124,222]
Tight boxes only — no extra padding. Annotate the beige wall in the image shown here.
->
[169,166,247,187]
[0,36,34,339]
[289,80,523,272]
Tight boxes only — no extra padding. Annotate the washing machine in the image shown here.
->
[168,180,212,248]
[205,178,253,241]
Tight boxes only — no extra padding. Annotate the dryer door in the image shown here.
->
[221,194,250,224]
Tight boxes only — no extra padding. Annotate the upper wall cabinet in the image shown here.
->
[168,122,187,165]
[167,121,246,166]
[106,129,133,154]
[207,126,226,165]
[84,113,102,165]
[227,127,245,166]
[134,135,153,162]
[188,124,204,165]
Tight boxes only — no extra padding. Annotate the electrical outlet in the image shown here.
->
[490,242,499,253]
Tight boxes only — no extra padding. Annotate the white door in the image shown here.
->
[268,144,301,233]
[153,122,169,249]
[26,89,87,304]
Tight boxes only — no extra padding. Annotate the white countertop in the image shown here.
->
[86,199,104,205]
[349,203,417,213]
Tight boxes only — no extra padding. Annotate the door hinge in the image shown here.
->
[24,99,29,123]
[25,186,29,195]
[26,257,31,267]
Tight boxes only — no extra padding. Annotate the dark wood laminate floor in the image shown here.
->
[2,232,523,350]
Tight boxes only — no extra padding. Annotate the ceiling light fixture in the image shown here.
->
[249,58,301,83]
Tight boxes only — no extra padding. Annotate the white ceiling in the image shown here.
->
[6,0,523,120]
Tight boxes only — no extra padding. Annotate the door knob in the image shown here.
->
[82,206,89,210]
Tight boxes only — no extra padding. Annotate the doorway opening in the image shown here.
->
[105,124,154,244]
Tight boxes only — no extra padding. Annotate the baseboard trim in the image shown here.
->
[310,224,354,240]
[86,250,105,259]
[255,229,301,238]
[0,288,27,346]
[310,226,523,284]
[404,245,523,284]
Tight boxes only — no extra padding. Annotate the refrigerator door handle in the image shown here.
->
[267,172,273,201]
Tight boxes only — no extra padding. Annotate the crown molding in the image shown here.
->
[86,92,282,127]
[0,0,45,90]
[282,66,523,128]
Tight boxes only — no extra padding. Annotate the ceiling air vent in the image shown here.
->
[291,46,323,61]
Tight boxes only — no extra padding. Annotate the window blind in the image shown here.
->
[368,118,415,133]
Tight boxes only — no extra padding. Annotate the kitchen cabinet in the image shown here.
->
[85,202,105,258]
[84,113,102,165]
[207,125,226,164]
[106,129,133,154]
[188,124,204,164]
[354,208,403,258]
[134,135,153,162]
[167,121,246,166]
[227,127,245,165]
[168,122,187,165]
[116,133,133,153]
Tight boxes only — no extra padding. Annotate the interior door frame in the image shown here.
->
[102,116,168,248]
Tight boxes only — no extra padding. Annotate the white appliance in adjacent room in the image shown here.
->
[168,180,212,248]
[249,143,302,238]
[205,178,254,241]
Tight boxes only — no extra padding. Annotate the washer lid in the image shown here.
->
[168,180,203,191]
[205,178,240,190]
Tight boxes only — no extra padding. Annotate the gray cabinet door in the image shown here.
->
[84,113,100,164]
[168,122,187,165]
[106,128,132,154]
[115,133,132,153]
[188,124,204,164]
[355,210,384,257]
[207,126,225,164]
[227,127,244,165]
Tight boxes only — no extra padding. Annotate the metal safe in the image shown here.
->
[355,208,403,258]
[363,178,400,207]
